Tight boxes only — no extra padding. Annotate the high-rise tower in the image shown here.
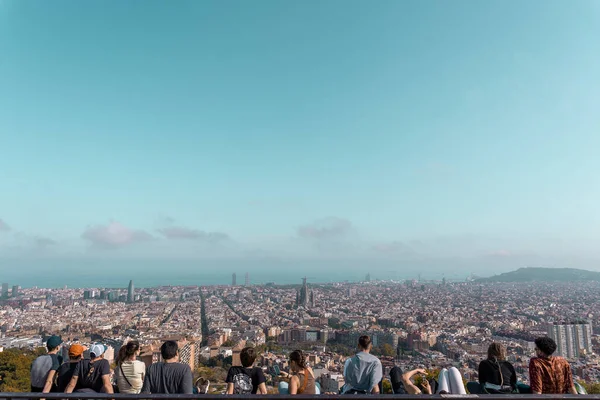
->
[548,322,593,359]
[127,280,135,303]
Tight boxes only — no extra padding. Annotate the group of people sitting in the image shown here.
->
[389,337,580,395]
[29,333,581,395]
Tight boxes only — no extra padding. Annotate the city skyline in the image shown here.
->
[2,0,600,275]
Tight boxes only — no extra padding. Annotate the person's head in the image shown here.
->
[289,350,308,372]
[68,344,86,361]
[487,342,506,361]
[240,346,257,368]
[161,340,179,361]
[90,343,106,359]
[46,335,62,352]
[358,335,372,352]
[119,340,140,363]
[535,337,557,357]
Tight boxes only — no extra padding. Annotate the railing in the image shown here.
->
[0,394,598,400]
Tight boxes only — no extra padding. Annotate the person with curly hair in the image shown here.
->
[529,337,577,394]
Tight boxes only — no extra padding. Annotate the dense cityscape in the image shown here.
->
[1,273,599,393]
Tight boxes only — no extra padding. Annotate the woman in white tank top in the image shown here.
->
[115,340,145,394]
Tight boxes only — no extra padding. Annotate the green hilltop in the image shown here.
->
[477,267,600,282]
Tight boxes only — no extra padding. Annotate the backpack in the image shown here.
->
[232,369,254,394]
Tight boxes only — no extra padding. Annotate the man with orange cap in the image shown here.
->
[56,344,86,392]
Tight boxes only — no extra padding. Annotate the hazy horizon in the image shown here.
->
[2,1,600,281]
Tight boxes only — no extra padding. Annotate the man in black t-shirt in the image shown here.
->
[65,343,113,393]
[226,346,267,395]
[56,344,86,392]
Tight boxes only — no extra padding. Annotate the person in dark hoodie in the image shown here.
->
[478,343,517,393]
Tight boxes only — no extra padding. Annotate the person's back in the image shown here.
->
[529,337,576,395]
[56,344,86,393]
[478,360,516,391]
[141,340,193,394]
[115,340,145,394]
[56,361,82,393]
[30,335,63,393]
[66,344,113,394]
[143,362,193,394]
[296,368,316,395]
[117,360,146,393]
[226,346,267,395]
[342,336,382,394]
[478,343,516,393]
[529,356,573,394]
[74,357,110,392]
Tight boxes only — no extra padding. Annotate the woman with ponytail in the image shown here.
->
[115,340,145,394]
[281,350,316,395]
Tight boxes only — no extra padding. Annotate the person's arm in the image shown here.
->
[141,369,151,394]
[257,383,268,395]
[478,361,486,384]
[256,369,267,395]
[565,363,577,395]
[102,374,114,394]
[64,376,78,393]
[289,375,299,395]
[42,370,57,393]
[225,368,234,394]
[508,363,517,389]
[182,366,193,394]
[529,359,542,394]
[402,369,426,395]
[370,362,383,394]
[422,379,432,395]
[226,383,234,394]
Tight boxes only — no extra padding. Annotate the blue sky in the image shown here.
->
[1,0,600,282]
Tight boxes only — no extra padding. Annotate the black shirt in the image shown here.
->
[478,359,517,390]
[226,366,266,394]
[73,358,111,392]
[56,361,81,392]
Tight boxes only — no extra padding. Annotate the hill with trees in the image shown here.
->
[0,347,45,392]
[477,267,600,283]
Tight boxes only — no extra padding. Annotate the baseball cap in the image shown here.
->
[46,335,62,349]
[90,343,105,358]
[69,344,86,358]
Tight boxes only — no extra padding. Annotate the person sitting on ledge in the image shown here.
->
[278,350,317,395]
[398,368,432,394]
[470,342,517,394]
[226,346,267,395]
[141,340,193,394]
[341,335,383,394]
[529,336,577,395]
[437,367,467,394]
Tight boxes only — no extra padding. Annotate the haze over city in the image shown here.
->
[1,0,600,286]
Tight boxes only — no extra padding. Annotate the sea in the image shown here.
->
[0,257,477,289]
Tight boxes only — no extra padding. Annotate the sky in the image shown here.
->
[1,0,600,285]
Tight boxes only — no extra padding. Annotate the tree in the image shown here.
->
[381,343,396,357]
[0,347,45,392]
